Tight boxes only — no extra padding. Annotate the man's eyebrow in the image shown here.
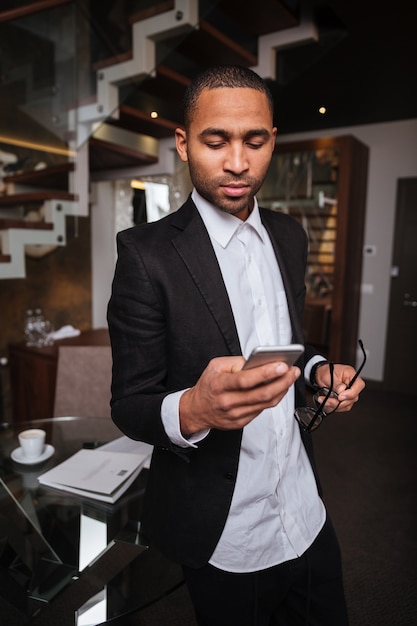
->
[244,128,271,139]
[198,128,271,139]
[199,128,231,139]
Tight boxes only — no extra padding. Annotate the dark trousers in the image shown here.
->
[183,516,349,626]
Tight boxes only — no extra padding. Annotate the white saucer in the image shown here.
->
[11,444,55,465]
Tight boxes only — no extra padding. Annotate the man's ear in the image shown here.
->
[175,127,188,162]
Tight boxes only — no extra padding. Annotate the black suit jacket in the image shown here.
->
[107,196,321,568]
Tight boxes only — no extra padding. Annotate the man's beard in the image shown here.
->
[189,169,263,215]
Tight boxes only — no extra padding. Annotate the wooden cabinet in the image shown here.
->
[8,328,109,424]
[258,135,369,365]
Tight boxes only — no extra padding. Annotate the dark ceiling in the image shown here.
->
[118,0,417,139]
[270,0,417,134]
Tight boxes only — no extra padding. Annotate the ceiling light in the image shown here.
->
[150,111,158,119]
[131,179,146,190]
[318,106,327,115]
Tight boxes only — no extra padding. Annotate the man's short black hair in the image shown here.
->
[182,65,274,129]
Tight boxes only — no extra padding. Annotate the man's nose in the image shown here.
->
[224,145,249,174]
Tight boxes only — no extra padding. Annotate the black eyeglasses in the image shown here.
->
[294,339,367,432]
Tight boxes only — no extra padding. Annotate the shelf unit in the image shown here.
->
[259,135,369,365]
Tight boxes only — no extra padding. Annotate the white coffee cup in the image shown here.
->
[18,429,46,460]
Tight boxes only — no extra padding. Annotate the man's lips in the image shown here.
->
[220,184,249,197]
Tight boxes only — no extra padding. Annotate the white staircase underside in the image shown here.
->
[0,200,76,279]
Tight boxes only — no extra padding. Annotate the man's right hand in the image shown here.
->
[179,356,300,436]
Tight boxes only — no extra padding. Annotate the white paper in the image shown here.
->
[38,448,148,503]
[99,435,153,468]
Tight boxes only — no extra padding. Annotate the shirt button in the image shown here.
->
[224,472,234,481]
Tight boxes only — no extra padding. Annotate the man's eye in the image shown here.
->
[206,142,224,149]
[247,142,264,149]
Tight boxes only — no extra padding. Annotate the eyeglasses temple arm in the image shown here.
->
[345,339,367,390]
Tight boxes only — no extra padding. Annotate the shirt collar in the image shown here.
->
[191,188,265,249]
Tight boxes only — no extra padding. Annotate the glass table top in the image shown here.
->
[0,416,183,626]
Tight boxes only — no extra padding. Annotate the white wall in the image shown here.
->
[91,181,117,328]
[279,118,417,381]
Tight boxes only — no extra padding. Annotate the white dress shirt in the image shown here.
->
[162,190,325,572]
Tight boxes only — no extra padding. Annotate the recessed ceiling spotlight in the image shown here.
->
[318,106,327,115]
[150,111,159,119]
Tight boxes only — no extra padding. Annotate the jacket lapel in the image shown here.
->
[170,199,242,356]
[169,199,305,353]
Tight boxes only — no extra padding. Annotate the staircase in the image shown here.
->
[0,0,318,279]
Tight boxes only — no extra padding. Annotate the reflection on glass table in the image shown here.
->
[0,417,183,626]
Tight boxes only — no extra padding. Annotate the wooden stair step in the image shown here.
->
[106,104,179,140]
[0,0,71,24]
[4,163,75,190]
[0,191,77,207]
[0,219,53,230]
[92,51,133,72]
[89,136,158,172]
[162,19,257,67]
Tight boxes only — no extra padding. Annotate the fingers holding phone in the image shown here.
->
[180,350,302,435]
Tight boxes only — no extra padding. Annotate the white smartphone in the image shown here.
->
[243,344,304,370]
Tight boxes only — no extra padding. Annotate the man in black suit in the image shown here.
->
[107,65,365,625]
